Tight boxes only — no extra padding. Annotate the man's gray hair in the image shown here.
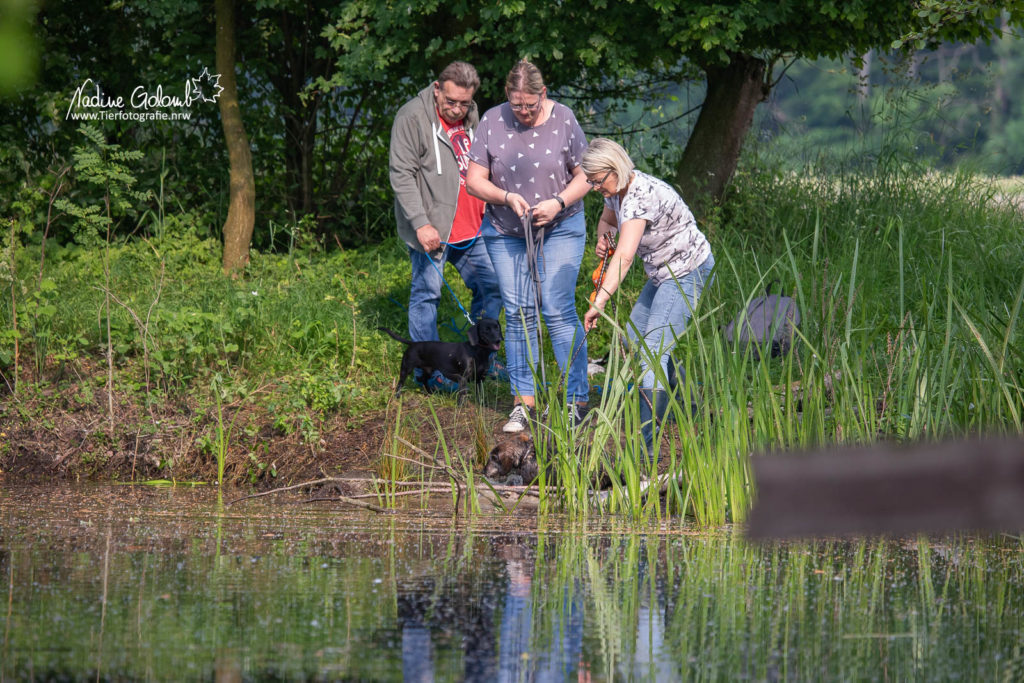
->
[437,61,480,92]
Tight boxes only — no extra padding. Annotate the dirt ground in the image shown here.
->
[0,379,512,488]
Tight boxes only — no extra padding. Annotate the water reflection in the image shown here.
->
[396,537,587,681]
[1,484,1023,680]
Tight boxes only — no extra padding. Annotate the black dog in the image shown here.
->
[378,318,503,396]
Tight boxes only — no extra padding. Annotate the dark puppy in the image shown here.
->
[379,318,503,396]
[484,433,540,486]
[484,430,612,489]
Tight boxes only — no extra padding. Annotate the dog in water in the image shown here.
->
[378,318,503,396]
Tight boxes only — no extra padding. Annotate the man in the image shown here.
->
[390,61,504,391]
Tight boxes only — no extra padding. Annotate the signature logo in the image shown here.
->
[65,68,224,122]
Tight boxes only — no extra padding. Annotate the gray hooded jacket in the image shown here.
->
[389,84,479,253]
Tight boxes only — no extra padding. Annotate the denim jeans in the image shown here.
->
[484,212,589,404]
[627,253,715,457]
[408,237,503,342]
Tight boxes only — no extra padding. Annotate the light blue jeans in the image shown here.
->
[628,253,715,455]
[484,212,589,404]
[408,237,503,342]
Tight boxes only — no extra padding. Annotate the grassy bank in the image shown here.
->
[2,162,1021,521]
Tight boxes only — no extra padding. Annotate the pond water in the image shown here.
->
[1,483,1023,681]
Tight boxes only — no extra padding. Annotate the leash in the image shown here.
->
[522,211,547,387]
[425,245,475,329]
[388,296,465,338]
[549,232,618,408]
[589,233,617,303]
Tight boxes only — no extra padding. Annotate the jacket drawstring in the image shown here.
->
[432,122,443,175]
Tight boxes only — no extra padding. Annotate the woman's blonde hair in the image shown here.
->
[581,138,635,192]
[505,59,545,96]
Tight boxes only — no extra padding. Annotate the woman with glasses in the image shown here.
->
[467,60,591,433]
[581,138,714,460]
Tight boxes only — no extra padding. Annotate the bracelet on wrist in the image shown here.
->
[504,190,510,205]
[553,195,566,210]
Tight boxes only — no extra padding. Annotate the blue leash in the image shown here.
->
[427,241,476,329]
[389,296,465,338]
[389,234,481,340]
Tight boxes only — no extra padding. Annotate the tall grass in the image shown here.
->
[519,161,1024,523]
[3,157,1021,516]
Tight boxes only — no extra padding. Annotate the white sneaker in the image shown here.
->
[502,405,533,433]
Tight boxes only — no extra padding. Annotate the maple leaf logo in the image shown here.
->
[190,67,224,104]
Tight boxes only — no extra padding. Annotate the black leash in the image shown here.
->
[522,211,547,387]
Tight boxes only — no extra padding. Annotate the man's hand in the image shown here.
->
[416,224,442,252]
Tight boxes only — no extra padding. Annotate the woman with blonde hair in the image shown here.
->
[581,137,715,458]
[467,60,591,433]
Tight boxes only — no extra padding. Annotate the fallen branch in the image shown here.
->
[284,496,391,513]
[394,435,470,515]
[349,488,453,499]
[226,476,392,514]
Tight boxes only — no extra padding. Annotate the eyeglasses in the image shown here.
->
[434,84,473,110]
[508,98,542,113]
[587,170,613,187]
[442,97,472,110]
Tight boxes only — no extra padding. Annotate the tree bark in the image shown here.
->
[269,8,324,218]
[216,0,255,274]
[675,53,769,218]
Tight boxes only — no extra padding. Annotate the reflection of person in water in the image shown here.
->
[495,539,587,682]
[397,535,589,680]
[397,537,506,681]
[398,570,501,680]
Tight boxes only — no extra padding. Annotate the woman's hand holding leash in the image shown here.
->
[529,198,561,226]
[584,233,616,331]
[505,191,532,219]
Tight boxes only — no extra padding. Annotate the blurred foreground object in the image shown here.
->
[0,0,39,95]
[747,437,1024,539]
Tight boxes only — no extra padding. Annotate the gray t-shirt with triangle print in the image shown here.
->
[469,100,587,236]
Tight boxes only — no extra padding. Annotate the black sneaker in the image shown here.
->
[539,404,588,428]
[568,403,588,428]
[502,404,533,433]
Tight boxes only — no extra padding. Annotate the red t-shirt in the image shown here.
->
[440,113,485,244]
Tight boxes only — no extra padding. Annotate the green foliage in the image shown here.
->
[52,125,152,246]
[3,0,1022,259]
[895,0,1022,49]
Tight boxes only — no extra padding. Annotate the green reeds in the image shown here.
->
[213,390,229,487]
[535,192,1023,523]
[517,531,1024,680]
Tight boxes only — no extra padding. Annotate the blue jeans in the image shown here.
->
[484,212,589,404]
[628,253,715,456]
[408,237,503,342]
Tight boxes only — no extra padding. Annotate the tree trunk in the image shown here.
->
[283,110,316,216]
[216,0,255,274]
[675,53,769,218]
[272,9,322,218]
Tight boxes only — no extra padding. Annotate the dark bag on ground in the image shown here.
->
[724,288,800,360]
